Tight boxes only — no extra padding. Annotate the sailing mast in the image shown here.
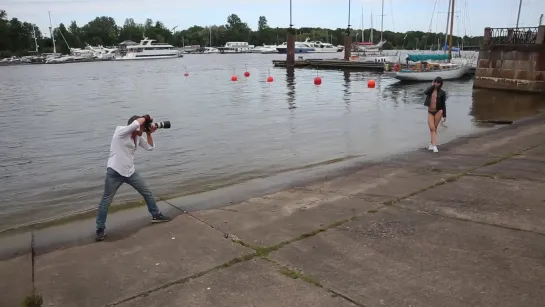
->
[361,6,364,42]
[443,0,451,52]
[448,0,455,59]
[48,11,57,54]
[380,0,384,42]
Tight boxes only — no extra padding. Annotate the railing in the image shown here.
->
[489,27,539,44]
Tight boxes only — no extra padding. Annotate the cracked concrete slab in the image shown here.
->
[34,214,252,307]
[271,208,545,307]
[298,164,455,199]
[0,253,33,307]
[192,189,382,247]
[117,258,358,307]
[473,157,545,182]
[514,145,545,162]
[398,176,545,234]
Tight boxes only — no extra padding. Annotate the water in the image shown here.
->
[1,53,544,231]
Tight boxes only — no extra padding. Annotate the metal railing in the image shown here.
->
[489,27,539,44]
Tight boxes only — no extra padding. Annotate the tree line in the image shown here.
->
[0,9,484,57]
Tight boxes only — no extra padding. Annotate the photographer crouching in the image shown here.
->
[95,114,171,242]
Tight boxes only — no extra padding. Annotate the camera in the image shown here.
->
[144,118,171,132]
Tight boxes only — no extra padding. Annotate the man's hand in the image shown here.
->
[147,125,157,134]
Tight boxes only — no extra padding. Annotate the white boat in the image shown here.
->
[250,44,279,54]
[218,42,252,53]
[203,47,220,54]
[115,38,182,60]
[394,62,471,81]
[308,39,341,53]
[276,41,315,53]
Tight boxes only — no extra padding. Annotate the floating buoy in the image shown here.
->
[368,79,376,88]
[314,76,322,86]
[267,76,274,83]
[244,71,250,77]
[184,72,189,77]
[231,75,238,82]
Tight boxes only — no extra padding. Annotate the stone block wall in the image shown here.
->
[473,25,545,93]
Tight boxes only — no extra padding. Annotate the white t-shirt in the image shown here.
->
[106,120,155,177]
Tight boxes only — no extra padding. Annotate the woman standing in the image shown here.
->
[424,77,447,152]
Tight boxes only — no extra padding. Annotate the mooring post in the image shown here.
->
[344,28,352,61]
[287,28,295,67]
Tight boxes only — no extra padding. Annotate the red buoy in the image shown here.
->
[314,76,322,86]
[267,76,274,83]
[244,71,250,77]
[231,75,238,82]
[184,73,189,77]
[368,79,376,88]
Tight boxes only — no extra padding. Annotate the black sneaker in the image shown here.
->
[95,228,106,241]
[152,213,171,223]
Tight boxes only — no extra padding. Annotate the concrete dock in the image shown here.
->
[2,114,545,306]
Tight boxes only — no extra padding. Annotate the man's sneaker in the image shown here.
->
[152,213,171,223]
[95,228,106,241]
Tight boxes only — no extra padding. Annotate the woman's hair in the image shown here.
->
[433,76,443,88]
[127,115,140,126]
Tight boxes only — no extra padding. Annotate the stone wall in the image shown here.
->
[473,25,545,93]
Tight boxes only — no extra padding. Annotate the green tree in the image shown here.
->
[0,9,484,57]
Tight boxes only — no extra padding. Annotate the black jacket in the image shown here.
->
[424,85,447,118]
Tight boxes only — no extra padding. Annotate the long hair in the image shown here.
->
[127,115,140,126]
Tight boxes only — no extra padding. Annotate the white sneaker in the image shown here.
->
[428,144,434,151]
[432,146,439,153]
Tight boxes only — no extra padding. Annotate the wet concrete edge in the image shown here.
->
[1,112,544,261]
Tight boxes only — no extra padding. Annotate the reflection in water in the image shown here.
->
[286,67,296,109]
[470,89,545,121]
[343,71,351,110]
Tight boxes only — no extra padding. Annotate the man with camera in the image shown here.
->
[95,114,171,242]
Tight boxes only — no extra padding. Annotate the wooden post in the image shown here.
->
[287,29,295,67]
[344,28,352,61]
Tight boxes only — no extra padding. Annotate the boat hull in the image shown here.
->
[394,65,471,81]
[115,54,183,60]
[276,47,315,54]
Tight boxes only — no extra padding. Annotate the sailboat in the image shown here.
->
[393,0,471,81]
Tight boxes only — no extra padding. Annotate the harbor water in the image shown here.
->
[1,52,544,231]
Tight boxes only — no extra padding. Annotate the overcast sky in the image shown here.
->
[2,0,543,37]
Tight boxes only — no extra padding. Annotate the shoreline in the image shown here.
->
[0,113,541,260]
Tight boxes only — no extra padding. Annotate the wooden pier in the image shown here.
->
[273,59,389,71]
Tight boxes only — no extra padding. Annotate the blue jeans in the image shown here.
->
[96,167,160,229]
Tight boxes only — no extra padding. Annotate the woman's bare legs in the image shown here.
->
[428,110,443,152]
[427,112,437,146]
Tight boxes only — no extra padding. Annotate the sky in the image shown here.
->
[1,0,543,37]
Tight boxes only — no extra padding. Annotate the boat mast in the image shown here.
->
[515,0,522,28]
[370,12,373,43]
[448,0,455,60]
[443,0,451,52]
[48,11,57,54]
[32,26,39,53]
[361,6,364,42]
[380,0,384,42]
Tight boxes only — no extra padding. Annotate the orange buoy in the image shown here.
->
[368,79,376,88]
[314,76,322,86]
[267,76,274,83]
[244,71,250,77]
[231,75,238,82]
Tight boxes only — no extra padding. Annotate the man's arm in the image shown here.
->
[139,132,155,151]
[116,117,145,137]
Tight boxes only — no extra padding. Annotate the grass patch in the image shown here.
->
[21,293,43,307]
[279,267,322,287]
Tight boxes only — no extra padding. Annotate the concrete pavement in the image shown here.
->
[2,114,545,307]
